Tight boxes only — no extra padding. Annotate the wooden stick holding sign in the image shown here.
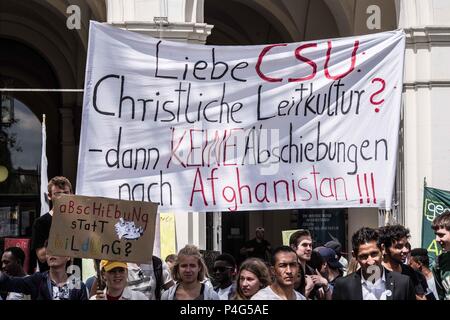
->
[47,195,158,263]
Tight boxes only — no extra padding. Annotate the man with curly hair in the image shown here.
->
[378,224,428,300]
[332,227,415,300]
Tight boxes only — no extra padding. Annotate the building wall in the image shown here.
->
[347,208,379,257]
[399,0,450,247]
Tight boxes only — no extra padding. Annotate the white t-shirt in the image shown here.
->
[127,261,172,300]
[0,292,30,300]
[217,285,232,300]
[251,286,306,300]
[426,276,439,300]
[361,272,389,300]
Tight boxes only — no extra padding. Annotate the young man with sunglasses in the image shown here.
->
[213,253,237,300]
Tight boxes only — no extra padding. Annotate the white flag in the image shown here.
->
[40,114,49,216]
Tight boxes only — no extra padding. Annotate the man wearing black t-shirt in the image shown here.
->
[240,227,271,262]
[378,225,428,300]
[31,176,72,272]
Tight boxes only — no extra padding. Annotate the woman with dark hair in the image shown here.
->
[162,244,219,300]
[233,258,271,300]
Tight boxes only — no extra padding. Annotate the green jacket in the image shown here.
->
[432,251,450,300]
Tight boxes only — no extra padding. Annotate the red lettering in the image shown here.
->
[333,177,348,201]
[255,182,270,203]
[223,128,244,166]
[288,43,318,82]
[206,168,219,205]
[167,128,187,168]
[222,186,237,211]
[187,129,203,167]
[370,78,385,112]
[189,168,208,206]
[68,200,75,214]
[297,178,312,201]
[371,173,377,204]
[236,167,252,204]
[310,165,320,200]
[319,178,334,198]
[255,44,287,82]
[273,179,290,203]
[324,40,359,80]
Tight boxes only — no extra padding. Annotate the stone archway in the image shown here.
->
[204,0,342,45]
[0,0,107,181]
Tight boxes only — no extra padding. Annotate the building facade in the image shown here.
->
[0,0,449,269]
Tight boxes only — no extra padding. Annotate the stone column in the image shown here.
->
[398,0,450,247]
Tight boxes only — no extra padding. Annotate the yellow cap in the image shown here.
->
[100,260,128,272]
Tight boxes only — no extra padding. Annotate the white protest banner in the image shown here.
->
[47,195,158,263]
[76,21,405,212]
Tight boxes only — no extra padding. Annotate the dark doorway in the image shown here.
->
[221,211,249,265]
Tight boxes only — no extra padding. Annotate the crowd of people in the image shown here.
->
[1,176,449,300]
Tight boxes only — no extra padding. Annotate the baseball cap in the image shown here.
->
[100,260,128,272]
[324,241,342,256]
[314,246,343,270]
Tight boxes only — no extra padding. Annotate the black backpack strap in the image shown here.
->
[152,256,163,300]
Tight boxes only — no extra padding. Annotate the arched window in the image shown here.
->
[0,95,41,273]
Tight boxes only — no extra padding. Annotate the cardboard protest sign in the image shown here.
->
[160,212,176,259]
[282,229,300,246]
[76,21,405,212]
[47,195,158,263]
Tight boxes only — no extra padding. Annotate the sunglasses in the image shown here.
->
[213,266,233,272]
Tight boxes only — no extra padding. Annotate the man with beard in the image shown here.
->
[332,227,415,300]
[378,225,428,300]
[251,246,306,300]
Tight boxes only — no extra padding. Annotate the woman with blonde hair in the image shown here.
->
[161,244,219,300]
[233,258,271,300]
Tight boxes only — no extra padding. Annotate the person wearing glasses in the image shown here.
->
[213,253,237,300]
[31,176,73,273]
[162,245,219,300]
[240,227,272,263]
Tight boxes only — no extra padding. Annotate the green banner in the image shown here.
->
[422,186,450,263]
